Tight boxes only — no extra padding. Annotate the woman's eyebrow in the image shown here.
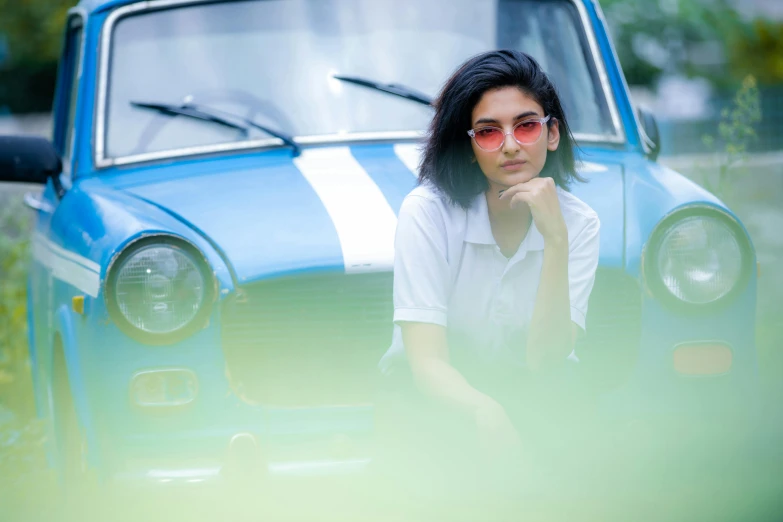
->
[514,111,540,120]
[473,111,540,125]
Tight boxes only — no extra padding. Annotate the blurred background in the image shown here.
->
[1,0,782,519]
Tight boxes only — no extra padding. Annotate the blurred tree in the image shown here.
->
[728,20,783,85]
[0,0,72,65]
[600,0,783,88]
[0,0,73,113]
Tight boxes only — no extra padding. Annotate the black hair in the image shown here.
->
[419,49,582,209]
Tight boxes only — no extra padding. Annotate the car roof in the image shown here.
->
[77,0,143,15]
[78,0,592,15]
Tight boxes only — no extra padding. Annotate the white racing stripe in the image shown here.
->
[43,236,100,272]
[32,234,101,297]
[393,144,422,177]
[577,161,609,173]
[294,147,398,274]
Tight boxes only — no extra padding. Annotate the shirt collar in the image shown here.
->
[464,191,546,252]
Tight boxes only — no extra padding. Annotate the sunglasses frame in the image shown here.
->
[467,115,552,151]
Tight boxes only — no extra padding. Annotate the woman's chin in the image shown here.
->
[496,171,537,187]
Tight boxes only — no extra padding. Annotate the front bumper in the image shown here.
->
[103,404,376,486]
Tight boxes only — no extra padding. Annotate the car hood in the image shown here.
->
[102,144,625,284]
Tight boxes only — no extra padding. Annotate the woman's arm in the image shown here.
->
[401,321,522,453]
[401,321,498,415]
[500,177,576,370]
[392,193,521,451]
[526,239,574,370]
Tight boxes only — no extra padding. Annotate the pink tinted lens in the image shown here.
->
[473,127,505,150]
[513,120,543,143]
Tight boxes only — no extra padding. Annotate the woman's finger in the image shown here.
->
[499,177,555,199]
[510,191,533,208]
[498,181,536,202]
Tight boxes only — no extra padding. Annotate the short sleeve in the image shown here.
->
[392,195,451,327]
[568,213,600,331]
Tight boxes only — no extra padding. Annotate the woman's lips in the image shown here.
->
[500,160,526,171]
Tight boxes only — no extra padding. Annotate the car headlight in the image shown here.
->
[644,207,753,309]
[106,236,216,344]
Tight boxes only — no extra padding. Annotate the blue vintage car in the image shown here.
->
[0,0,758,488]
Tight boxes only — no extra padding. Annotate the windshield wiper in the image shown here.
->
[130,100,301,157]
[332,75,432,106]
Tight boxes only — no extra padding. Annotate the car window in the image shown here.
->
[104,0,618,160]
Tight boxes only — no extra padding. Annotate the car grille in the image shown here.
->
[578,269,643,391]
[221,272,394,406]
[221,268,641,406]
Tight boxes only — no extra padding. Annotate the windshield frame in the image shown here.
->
[94,0,626,169]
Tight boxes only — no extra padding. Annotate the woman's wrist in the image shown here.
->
[543,233,568,251]
[413,356,501,417]
[539,216,568,249]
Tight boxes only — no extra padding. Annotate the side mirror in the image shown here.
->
[637,107,661,162]
[0,135,63,186]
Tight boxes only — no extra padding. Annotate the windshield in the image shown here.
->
[104,0,618,161]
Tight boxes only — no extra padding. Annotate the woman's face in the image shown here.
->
[469,86,560,191]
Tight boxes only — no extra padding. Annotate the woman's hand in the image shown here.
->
[474,399,524,460]
[499,177,567,247]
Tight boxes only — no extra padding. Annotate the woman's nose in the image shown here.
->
[501,131,520,154]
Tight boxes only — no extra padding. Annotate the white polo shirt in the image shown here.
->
[379,182,600,374]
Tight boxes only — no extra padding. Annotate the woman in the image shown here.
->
[378,50,600,473]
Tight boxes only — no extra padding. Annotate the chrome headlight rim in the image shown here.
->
[105,234,217,345]
[642,204,754,313]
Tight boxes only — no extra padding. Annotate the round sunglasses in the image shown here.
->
[467,115,551,151]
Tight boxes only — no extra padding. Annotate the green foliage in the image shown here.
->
[600,0,742,86]
[600,0,783,89]
[0,195,35,415]
[699,75,762,198]
[728,20,783,85]
[0,193,46,483]
[0,0,73,67]
[0,0,74,112]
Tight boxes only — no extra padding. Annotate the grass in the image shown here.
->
[0,184,58,521]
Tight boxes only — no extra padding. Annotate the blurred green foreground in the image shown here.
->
[1,155,782,521]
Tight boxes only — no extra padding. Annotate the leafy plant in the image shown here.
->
[0,197,33,396]
[699,75,762,198]
[0,192,46,483]
[0,193,37,408]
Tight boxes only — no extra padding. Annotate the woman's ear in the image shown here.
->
[547,117,561,152]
